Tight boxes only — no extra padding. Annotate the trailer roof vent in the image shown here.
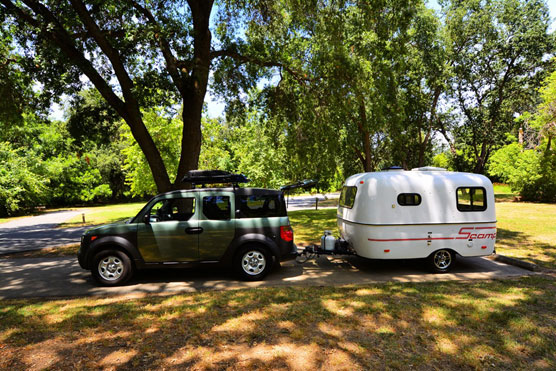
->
[411,166,447,172]
[381,166,404,171]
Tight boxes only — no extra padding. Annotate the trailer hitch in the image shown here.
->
[295,242,354,264]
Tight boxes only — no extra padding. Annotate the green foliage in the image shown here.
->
[441,0,554,173]
[198,118,236,172]
[488,143,556,202]
[45,154,113,204]
[0,142,48,216]
[432,152,451,170]
[121,109,182,196]
[0,112,116,215]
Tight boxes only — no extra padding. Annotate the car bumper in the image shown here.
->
[280,243,298,261]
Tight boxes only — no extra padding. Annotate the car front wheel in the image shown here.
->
[92,250,134,286]
[235,245,273,281]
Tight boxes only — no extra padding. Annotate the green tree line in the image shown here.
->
[1,0,555,216]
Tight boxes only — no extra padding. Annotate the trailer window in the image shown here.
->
[457,187,486,211]
[339,186,357,209]
[397,193,421,206]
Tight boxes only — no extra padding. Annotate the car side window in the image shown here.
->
[203,196,231,220]
[149,197,195,222]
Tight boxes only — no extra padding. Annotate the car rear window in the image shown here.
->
[236,194,286,218]
[339,186,357,209]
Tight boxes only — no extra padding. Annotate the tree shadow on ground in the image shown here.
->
[1,276,555,369]
[496,228,556,270]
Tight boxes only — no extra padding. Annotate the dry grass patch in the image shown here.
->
[0,244,79,259]
[1,276,555,370]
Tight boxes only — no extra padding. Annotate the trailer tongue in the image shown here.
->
[296,232,353,263]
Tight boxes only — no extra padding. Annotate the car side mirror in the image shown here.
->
[143,214,150,224]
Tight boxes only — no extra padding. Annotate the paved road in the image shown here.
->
[0,211,91,255]
[286,192,339,211]
[0,255,534,299]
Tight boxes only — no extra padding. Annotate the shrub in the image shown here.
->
[488,143,556,202]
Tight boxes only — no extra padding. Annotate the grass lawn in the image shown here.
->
[289,208,338,247]
[496,202,556,270]
[493,183,517,202]
[58,202,145,228]
[1,275,554,369]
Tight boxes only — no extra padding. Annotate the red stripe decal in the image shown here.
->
[368,237,455,242]
[475,227,496,230]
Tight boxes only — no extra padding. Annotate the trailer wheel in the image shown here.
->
[234,245,273,281]
[428,249,455,273]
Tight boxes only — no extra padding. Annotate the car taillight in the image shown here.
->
[280,225,293,242]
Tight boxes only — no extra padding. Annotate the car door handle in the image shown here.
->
[185,227,203,234]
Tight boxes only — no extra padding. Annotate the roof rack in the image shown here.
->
[181,170,250,187]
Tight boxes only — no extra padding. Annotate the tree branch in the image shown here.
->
[210,49,311,84]
[69,0,138,109]
[1,0,128,118]
[129,0,187,94]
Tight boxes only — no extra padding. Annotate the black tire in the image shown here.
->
[234,245,273,281]
[428,249,456,273]
[91,249,134,286]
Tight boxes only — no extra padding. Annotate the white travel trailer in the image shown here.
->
[336,167,496,272]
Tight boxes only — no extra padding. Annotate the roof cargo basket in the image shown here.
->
[280,179,317,191]
[182,170,250,187]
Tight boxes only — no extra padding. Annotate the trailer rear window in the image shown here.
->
[457,187,486,211]
[397,193,421,206]
[339,186,357,209]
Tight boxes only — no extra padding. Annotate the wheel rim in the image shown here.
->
[433,250,452,270]
[98,256,124,281]
[241,250,266,276]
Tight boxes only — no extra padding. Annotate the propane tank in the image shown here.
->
[321,230,336,251]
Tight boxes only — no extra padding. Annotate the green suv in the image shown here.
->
[78,171,297,286]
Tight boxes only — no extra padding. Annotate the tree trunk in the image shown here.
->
[355,97,373,172]
[174,0,213,187]
[473,141,489,174]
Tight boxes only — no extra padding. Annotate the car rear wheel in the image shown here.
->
[428,249,455,273]
[92,250,134,286]
[235,245,273,281]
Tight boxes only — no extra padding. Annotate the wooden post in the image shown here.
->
[315,198,318,210]
[82,213,86,223]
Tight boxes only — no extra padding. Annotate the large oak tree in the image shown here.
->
[0,0,297,192]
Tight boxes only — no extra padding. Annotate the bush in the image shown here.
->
[488,143,556,202]
[0,142,49,216]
